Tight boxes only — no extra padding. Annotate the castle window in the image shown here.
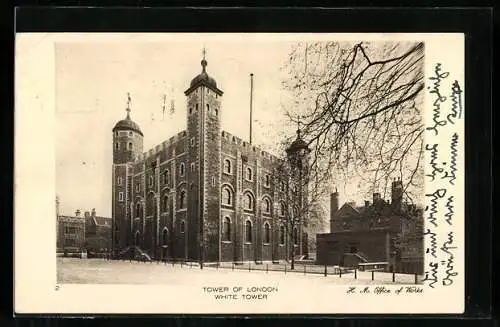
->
[279,202,286,216]
[223,217,231,241]
[117,176,122,186]
[263,198,271,214]
[179,163,185,177]
[215,108,218,116]
[245,220,252,243]
[280,181,286,192]
[195,103,199,111]
[264,174,270,187]
[190,138,195,147]
[128,142,133,150]
[263,223,271,244]
[148,176,154,187]
[221,187,233,206]
[162,229,168,246]
[189,107,192,114]
[118,192,124,202]
[212,177,216,187]
[244,192,254,211]
[293,228,298,245]
[245,167,253,181]
[223,159,232,174]
[136,203,141,217]
[115,142,119,150]
[180,220,186,233]
[179,190,186,209]
[206,104,210,112]
[162,169,170,185]
[279,226,285,245]
[162,195,168,212]
[129,131,133,137]
[135,182,141,193]
[190,162,195,172]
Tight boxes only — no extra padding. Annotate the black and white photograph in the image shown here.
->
[15,33,465,314]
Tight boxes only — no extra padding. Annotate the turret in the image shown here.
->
[112,93,144,164]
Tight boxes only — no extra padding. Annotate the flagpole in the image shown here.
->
[249,73,254,144]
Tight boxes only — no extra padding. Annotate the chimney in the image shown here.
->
[330,190,339,218]
[75,209,81,217]
[391,178,403,206]
[373,193,381,203]
[84,211,90,218]
[91,208,96,217]
[330,189,339,233]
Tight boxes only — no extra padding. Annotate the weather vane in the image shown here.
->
[126,92,132,117]
[202,46,206,60]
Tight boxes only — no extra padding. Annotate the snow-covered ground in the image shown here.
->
[57,257,422,285]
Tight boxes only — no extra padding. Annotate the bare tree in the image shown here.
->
[271,138,328,270]
[281,41,425,203]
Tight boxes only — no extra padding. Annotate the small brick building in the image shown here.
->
[111,54,310,263]
[316,180,424,274]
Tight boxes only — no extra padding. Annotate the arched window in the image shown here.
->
[179,163,185,177]
[293,228,298,245]
[223,217,231,241]
[115,142,119,150]
[180,220,186,233]
[279,202,286,216]
[263,198,271,214]
[279,226,285,245]
[148,176,154,187]
[244,193,254,211]
[117,176,122,186]
[135,203,141,218]
[162,229,168,246]
[245,220,252,243]
[179,190,186,209]
[215,108,218,116]
[146,193,154,216]
[206,104,210,111]
[246,167,253,181]
[221,187,232,206]
[128,142,133,150]
[162,195,168,212]
[263,223,270,244]
[280,181,286,192]
[223,159,231,174]
[264,174,270,187]
[163,169,170,184]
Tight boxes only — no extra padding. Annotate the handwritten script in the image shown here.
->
[423,63,463,289]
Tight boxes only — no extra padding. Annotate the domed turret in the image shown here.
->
[287,129,309,153]
[184,49,223,96]
[112,93,144,164]
[112,100,143,136]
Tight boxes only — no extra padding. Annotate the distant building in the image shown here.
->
[56,210,85,254]
[316,179,424,274]
[56,208,112,254]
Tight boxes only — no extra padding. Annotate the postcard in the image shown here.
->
[14,32,464,314]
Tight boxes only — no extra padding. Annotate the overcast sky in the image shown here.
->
[55,39,359,218]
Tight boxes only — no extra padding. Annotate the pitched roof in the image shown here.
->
[92,216,112,227]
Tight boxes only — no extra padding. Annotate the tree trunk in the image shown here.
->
[290,243,295,270]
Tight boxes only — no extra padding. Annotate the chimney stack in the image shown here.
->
[330,189,339,233]
[75,209,81,217]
